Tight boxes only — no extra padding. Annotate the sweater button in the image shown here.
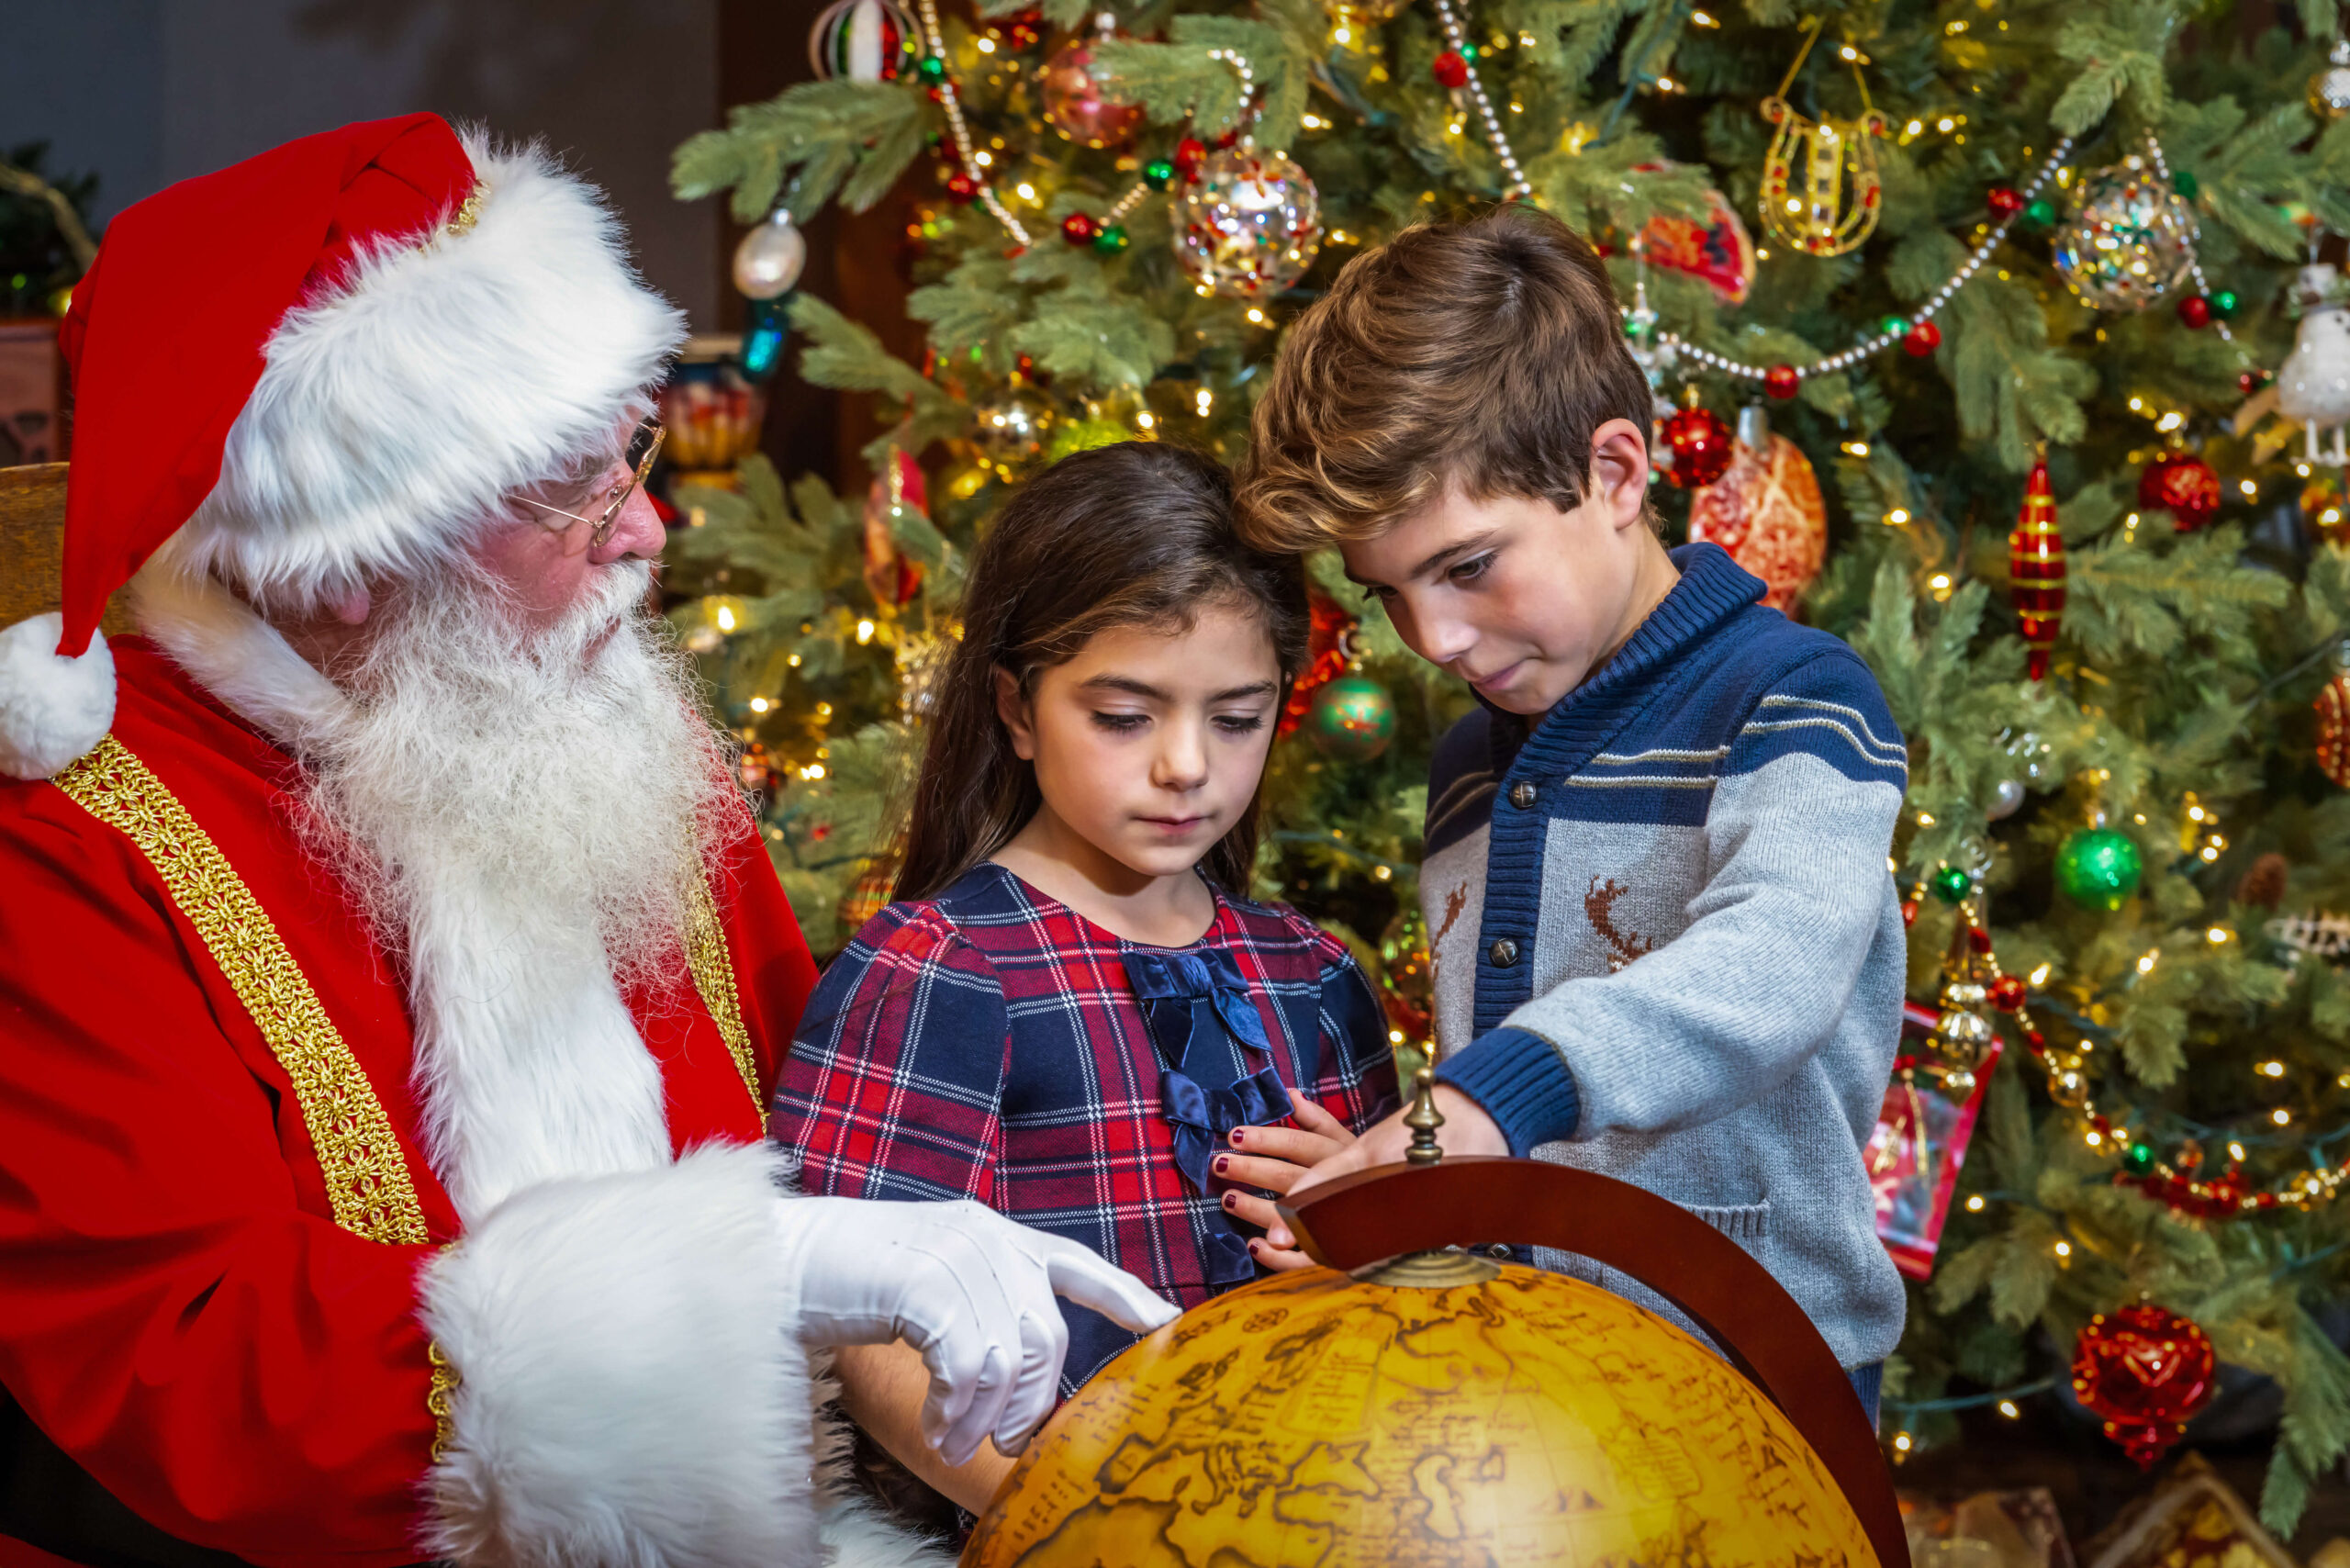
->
[1489,936,1519,968]
[1509,781,1538,809]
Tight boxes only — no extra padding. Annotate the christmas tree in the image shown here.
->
[670,0,2350,1526]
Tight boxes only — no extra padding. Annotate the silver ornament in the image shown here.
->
[2050,155,2197,312]
[1173,145,1321,298]
[1986,778,2026,821]
[2280,263,2350,467]
[969,387,1052,464]
[810,0,915,82]
[733,209,808,301]
[2313,38,2350,119]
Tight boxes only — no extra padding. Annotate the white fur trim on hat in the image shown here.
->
[0,613,115,780]
[167,132,686,614]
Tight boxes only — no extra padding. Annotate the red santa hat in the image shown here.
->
[0,113,683,780]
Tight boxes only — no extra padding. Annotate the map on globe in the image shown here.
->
[964,1264,1876,1567]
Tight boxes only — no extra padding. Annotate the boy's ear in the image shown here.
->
[993,666,1038,761]
[1586,417,1652,532]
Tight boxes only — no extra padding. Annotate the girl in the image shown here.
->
[772,442,1396,1513]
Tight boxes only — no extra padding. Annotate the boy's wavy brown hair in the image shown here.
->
[1235,204,1654,551]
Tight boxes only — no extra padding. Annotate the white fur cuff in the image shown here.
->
[0,612,114,780]
[420,1145,842,1568]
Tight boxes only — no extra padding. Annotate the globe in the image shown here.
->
[964,1255,1880,1565]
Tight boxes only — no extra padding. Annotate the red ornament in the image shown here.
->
[1173,137,1207,180]
[1987,186,2024,218]
[1626,164,1758,305]
[1989,974,2027,1011]
[2240,368,2273,395]
[2177,294,2213,330]
[2071,1303,2216,1467]
[1279,589,1358,737]
[945,171,979,204]
[2137,452,2222,532]
[1685,432,1827,612]
[1001,8,1044,50]
[2010,458,2065,681]
[1060,212,1100,246]
[1903,319,1942,357]
[2318,666,2350,788]
[1659,406,1734,488]
[1432,49,1470,88]
[1762,364,1800,400]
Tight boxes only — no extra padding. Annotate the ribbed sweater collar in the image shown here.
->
[1487,542,1766,779]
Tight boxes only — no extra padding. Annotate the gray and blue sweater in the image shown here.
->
[1425,542,1908,1369]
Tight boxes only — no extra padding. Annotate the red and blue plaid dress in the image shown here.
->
[773,861,1397,1392]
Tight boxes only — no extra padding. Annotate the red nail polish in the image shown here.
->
[1214,1155,1229,1174]
[1230,1129,1246,1147]
[1221,1192,1237,1210]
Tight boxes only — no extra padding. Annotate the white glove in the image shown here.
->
[773,1196,1178,1466]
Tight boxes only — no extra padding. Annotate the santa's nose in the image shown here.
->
[592,484,666,564]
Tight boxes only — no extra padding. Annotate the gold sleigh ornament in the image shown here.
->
[1758,18,1887,258]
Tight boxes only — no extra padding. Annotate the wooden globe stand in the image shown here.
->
[1278,1072,1910,1568]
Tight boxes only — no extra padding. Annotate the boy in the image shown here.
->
[1227,205,1908,1412]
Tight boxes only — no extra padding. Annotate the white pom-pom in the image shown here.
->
[0,613,116,780]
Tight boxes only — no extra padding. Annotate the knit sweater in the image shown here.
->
[1424,541,1908,1370]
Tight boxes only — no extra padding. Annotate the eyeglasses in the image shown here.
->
[515,420,666,547]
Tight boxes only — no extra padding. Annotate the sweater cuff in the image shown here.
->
[1432,1026,1581,1155]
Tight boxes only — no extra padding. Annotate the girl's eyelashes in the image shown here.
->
[1090,711,1149,733]
[1212,713,1267,735]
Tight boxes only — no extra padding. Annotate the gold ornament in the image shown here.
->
[1757,20,1886,258]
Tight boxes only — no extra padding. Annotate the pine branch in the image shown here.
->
[671,80,928,222]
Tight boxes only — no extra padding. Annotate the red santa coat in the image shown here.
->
[0,637,820,1567]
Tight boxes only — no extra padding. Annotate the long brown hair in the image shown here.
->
[894,441,1309,903]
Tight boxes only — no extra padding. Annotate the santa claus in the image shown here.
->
[0,116,1170,1568]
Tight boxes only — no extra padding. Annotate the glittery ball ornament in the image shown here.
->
[2054,827,2143,913]
[2313,38,2350,119]
[969,387,1052,465]
[2316,663,2350,788]
[1631,168,1758,305]
[1039,37,1145,150]
[1658,406,1733,488]
[2010,458,2065,680]
[2137,452,2222,532]
[2070,1304,2216,1468]
[732,208,808,300]
[1174,146,1322,298]
[1685,431,1826,613]
[2051,156,2198,312]
[1762,364,1799,400]
[809,0,915,82]
[1305,673,1397,761]
[1377,903,1434,1047]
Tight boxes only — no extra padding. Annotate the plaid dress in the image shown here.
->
[774,860,1397,1392]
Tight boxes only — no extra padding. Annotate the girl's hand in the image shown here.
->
[1214,1098,1357,1273]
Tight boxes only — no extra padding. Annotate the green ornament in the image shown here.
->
[1306,674,1398,762]
[1928,865,1973,905]
[1880,314,1909,338]
[2023,196,2057,229]
[916,53,947,83]
[1143,157,1178,190]
[2171,169,2199,201]
[2210,288,2239,319]
[1091,223,1130,256]
[2054,827,2143,912]
[2122,1140,2156,1176]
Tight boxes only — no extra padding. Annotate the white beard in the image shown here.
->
[138,555,745,1223]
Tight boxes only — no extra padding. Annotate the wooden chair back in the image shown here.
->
[0,464,133,636]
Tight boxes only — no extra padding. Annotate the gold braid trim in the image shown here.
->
[425,1339,462,1462]
[686,877,764,1127]
[53,735,431,1247]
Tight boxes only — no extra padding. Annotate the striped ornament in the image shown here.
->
[2009,458,2066,681]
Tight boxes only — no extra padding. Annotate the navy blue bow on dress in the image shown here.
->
[1124,947,1293,1285]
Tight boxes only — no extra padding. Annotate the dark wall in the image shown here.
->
[0,0,722,330]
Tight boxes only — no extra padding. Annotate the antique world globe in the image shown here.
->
[963,1081,1898,1567]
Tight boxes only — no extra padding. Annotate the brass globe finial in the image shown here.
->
[1404,1065,1446,1166]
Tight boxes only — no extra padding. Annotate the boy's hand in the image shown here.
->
[1245,1087,1511,1269]
[1214,1098,1358,1273]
